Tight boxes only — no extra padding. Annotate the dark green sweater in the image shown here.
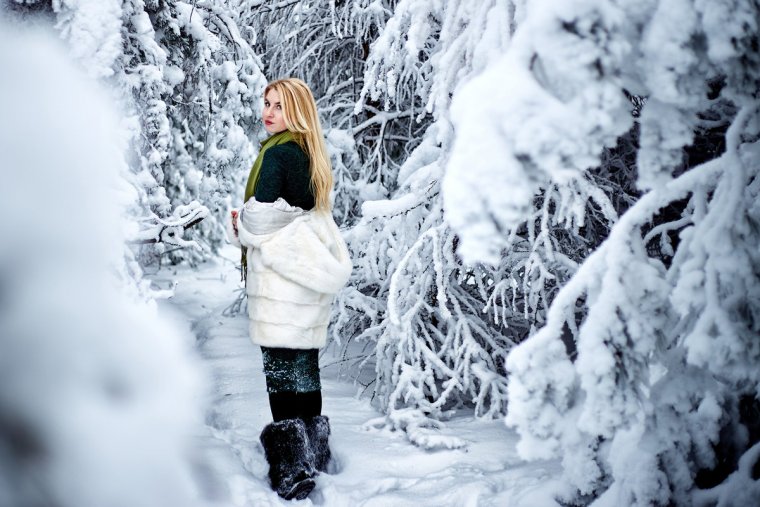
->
[254,141,315,210]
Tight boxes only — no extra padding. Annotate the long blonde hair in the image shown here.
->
[265,78,333,211]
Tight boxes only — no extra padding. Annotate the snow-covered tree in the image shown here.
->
[326,1,519,446]
[135,1,266,262]
[8,0,268,264]
[445,0,760,504]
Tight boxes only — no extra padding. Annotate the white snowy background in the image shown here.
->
[1,1,758,506]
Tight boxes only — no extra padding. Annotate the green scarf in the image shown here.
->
[241,130,294,282]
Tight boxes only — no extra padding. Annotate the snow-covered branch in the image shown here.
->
[129,201,210,248]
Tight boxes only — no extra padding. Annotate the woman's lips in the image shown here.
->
[264,120,273,125]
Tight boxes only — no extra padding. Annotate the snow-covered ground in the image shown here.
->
[152,245,562,506]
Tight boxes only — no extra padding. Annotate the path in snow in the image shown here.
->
[153,246,562,507]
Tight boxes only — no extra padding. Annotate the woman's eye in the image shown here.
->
[276,105,281,110]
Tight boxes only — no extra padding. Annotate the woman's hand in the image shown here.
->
[230,209,239,237]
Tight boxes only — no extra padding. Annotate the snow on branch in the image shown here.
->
[129,201,209,248]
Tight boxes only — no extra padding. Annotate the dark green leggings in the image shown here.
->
[261,346,322,421]
[268,390,322,422]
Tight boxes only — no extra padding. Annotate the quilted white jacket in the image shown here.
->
[228,198,352,349]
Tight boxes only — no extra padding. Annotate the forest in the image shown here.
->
[1,0,758,506]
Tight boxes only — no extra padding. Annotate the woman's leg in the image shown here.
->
[295,390,322,419]
[259,349,323,497]
[268,391,298,422]
[267,390,322,421]
[261,347,322,421]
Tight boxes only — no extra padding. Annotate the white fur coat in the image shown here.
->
[228,198,352,349]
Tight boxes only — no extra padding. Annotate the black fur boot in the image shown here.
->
[304,415,331,473]
[259,418,316,500]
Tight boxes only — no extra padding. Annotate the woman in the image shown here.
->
[228,78,351,500]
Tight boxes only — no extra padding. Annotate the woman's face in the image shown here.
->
[262,89,287,134]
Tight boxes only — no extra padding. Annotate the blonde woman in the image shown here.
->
[228,78,351,500]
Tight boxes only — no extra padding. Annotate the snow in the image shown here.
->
[164,64,186,86]
[692,442,760,507]
[361,192,422,219]
[151,244,564,506]
[443,0,634,263]
[54,0,123,78]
